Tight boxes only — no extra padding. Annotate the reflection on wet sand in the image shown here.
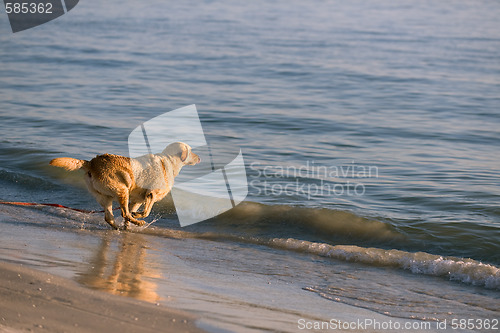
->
[77,232,161,303]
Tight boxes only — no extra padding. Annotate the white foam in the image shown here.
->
[269,238,500,289]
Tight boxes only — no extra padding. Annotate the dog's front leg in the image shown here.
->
[129,201,143,217]
[139,192,156,218]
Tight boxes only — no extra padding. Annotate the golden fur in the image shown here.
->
[50,142,200,230]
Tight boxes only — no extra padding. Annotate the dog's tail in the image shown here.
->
[49,157,90,171]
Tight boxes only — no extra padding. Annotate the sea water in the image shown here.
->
[0,0,499,331]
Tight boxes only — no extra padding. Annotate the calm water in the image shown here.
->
[0,0,499,330]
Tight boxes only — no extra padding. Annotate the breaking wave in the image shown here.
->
[1,198,499,290]
[268,238,500,289]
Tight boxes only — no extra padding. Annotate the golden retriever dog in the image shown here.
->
[50,142,200,230]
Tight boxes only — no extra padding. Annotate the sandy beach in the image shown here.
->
[2,205,487,333]
[0,261,203,333]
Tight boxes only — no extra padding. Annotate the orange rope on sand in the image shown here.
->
[0,201,105,213]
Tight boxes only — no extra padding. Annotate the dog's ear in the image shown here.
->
[180,147,189,162]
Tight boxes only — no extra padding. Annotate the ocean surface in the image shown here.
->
[0,0,499,331]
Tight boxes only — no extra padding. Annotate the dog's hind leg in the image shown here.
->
[117,188,145,230]
[95,194,118,230]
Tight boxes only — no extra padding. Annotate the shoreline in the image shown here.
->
[0,204,497,332]
[0,261,204,333]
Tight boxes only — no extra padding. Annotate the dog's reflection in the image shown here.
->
[78,232,161,303]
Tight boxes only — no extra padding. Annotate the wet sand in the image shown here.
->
[0,261,203,333]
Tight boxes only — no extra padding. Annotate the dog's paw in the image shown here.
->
[107,221,119,230]
[134,219,146,227]
[132,212,144,218]
[126,216,145,227]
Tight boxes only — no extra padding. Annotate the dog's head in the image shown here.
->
[162,142,201,165]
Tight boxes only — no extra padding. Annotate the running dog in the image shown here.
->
[50,142,200,230]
